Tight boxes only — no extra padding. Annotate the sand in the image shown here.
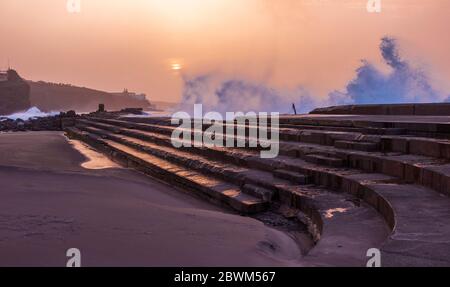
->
[0,132,303,267]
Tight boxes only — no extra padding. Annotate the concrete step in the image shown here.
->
[74,116,450,266]
[79,118,450,197]
[380,135,450,159]
[89,117,175,136]
[358,178,450,267]
[284,141,450,197]
[88,117,378,148]
[279,123,404,135]
[75,119,391,224]
[273,169,310,185]
[66,126,391,266]
[120,116,407,136]
[96,116,450,164]
[300,111,450,139]
[156,134,450,266]
[334,140,379,152]
[118,116,450,162]
[241,184,274,202]
[304,154,345,168]
[65,127,268,214]
[80,118,345,172]
[203,119,450,160]
[76,124,279,200]
[279,115,397,129]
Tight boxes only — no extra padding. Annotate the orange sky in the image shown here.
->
[1,0,449,102]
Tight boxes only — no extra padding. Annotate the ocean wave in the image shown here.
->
[178,37,448,115]
[1,107,60,121]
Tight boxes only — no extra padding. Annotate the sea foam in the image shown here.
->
[2,107,59,121]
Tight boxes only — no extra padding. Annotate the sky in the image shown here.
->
[0,0,449,105]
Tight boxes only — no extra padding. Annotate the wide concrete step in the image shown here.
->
[348,174,450,266]
[66,126,390,266]
[304,154,345,168]
[334,140,379,152]
[77,124,316,201]
[79,118,450,197]
[282,141,450,197]
[306,108,450,137]
[193,143,450,266]
[273,169,310,185]
[93,117,450,160]
[89,117,175,136]
[65,127,267,214]
[75,119,394,226]
[219,121,450,160]
[241,184,273,202]
[120,116,407,136]
[75,116,450,265]
[154,134,450,266]
[380,135,450,159]
[88,117,383,148]
[279,123,405,135]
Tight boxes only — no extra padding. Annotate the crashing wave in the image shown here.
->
[178,37,448,115]
[2,107,59,121]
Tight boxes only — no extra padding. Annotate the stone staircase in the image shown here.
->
[64,113,450,266]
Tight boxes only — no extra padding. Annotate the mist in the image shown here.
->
[328,37,447,106]
[179,37,449,115]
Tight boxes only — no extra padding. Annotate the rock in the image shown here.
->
[0,115,63,132]
[65,110,77,117]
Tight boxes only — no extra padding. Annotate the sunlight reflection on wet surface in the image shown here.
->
[68,139,120,170]
[324,208,349,219]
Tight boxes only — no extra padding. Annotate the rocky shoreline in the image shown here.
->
[0,111,76,132]
[0,106,147,132]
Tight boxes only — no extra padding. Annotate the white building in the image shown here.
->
[112,89,147,101]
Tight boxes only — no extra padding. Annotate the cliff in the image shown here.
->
[28,81,153,113]
[0,70,31,115]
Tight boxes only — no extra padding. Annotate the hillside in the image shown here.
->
[0,70,31,115]
[28,81,153,113]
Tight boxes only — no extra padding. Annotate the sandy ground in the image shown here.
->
[0,132,303,267]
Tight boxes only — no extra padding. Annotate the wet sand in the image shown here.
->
[0,132,303,266]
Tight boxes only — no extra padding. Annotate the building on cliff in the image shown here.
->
[111,89,147,101]
[28,82,154,113]
[0,69,31,115]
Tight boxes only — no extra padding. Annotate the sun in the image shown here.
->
[171,63,182,71]
[167,59,185,74]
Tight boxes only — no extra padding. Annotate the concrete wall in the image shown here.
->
[310,103,450,116]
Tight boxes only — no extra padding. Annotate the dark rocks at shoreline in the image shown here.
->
[0,106,148,132]
[0,111,77,132]
[86,106,148,119]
